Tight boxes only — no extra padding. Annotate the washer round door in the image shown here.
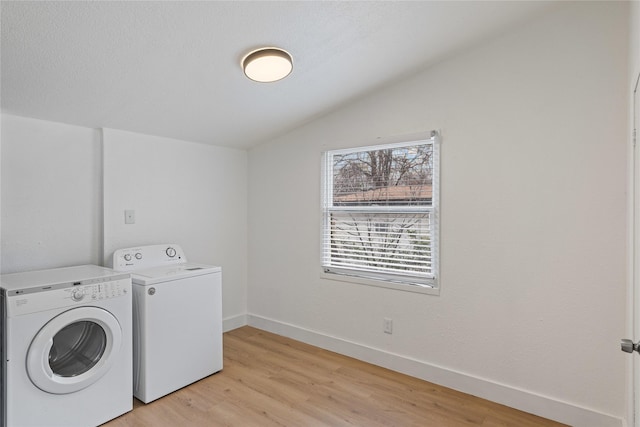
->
[26,307,122,394]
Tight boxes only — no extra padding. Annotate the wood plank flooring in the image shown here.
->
[104,326,567,427]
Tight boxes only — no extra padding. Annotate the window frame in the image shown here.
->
[321,131,440,295]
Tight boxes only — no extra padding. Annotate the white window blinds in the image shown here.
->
[322,132,439,288]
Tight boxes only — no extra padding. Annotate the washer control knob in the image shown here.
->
[135,252,142,260]
[166,247,177,258]
[124,254,132,262]
[72,289,84,301]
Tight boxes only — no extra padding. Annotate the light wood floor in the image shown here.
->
[104,326,566,427]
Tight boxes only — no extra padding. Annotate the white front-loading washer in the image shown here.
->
[0,265,132,427]
[112,244,222,404]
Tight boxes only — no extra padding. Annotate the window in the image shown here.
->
[321,132,439,292]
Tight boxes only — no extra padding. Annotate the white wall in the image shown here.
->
[0,117,248,326]
[629,2,640,426]
[632,1,640,80]
[247,2,628,425]
[102,128,248,324]
[1,115,102,273]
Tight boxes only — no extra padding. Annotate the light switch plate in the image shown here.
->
[124,210,135,224]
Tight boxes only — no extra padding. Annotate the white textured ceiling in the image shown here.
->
[1,1,556,149]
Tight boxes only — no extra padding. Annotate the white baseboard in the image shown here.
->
[222,313,247,332]
[246,314,623,427]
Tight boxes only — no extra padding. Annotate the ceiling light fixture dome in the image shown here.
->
[242,47,293,83]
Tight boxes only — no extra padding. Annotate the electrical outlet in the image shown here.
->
[383,318,393,334]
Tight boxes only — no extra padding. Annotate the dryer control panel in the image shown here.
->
[6,277,131,317]
[113,244,186,271]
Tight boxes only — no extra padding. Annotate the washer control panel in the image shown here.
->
[113,244,185,271]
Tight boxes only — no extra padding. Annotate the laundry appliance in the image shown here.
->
[112,244,222,403]
[0,265,132,427]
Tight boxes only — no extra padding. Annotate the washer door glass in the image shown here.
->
[27,307,122,395]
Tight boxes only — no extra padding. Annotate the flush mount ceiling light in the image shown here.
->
[242,47,293,83]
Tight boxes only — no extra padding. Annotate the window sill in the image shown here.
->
[320,271,440,295]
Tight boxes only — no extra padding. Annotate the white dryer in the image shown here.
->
[112,244,222,403]
[0,265,132,427]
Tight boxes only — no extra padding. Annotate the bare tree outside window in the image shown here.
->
[332,145,433,206]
